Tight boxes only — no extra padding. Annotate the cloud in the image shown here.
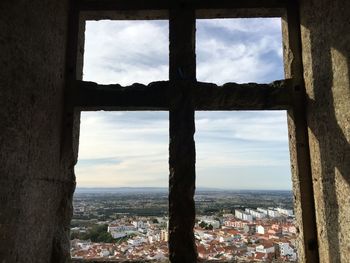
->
[196,111,288,142]
[76,155,168,187]
[78,112,168,160]
[194,111,291,190]
[83,20,169,85]
[76,112,169,187]
[196,18,283,84]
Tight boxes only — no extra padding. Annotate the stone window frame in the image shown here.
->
[63,0,319,262]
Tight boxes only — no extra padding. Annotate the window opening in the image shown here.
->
[83,20,169,85]
[66,2,319,262]
[196,18,283,84]
[72,112,169,261]
[195,111,297,262]
[71,20,170,261]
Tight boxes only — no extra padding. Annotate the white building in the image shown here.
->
[127,237,147,246]
[203,233,215,241]
[224,219,247,228]
[245,208,267,219]
[279,242,297,261]
[108,224,137,238]
[148,233,161,243]
[257,207,268,215]
[256,244,275,254]
[132,220,145,229]
[100,249,110,257]
[256,224,271,235]
[277,207,294,217]
[268,209,280,218]
[235,209,253,222]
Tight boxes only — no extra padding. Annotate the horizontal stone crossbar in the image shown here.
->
[77,0,288,11]
[75,80,292,111]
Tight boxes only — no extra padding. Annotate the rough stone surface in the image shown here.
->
[168,8,197,263]
[76,81,170,110]
[0,0,73,262]
[282,3,319,262]
[195,80,291,110]
[77,80,291,111]
[299,0,350,262]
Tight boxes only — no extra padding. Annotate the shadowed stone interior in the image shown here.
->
[0,0,349,262]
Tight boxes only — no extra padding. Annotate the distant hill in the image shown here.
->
[75,187,292,194]
[75,187,168,194]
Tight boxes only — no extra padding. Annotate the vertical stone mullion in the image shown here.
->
[168,7,197,263]
[283,1,319,262]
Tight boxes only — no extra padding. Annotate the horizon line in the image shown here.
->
[75,186,292,191]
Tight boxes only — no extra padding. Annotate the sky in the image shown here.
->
[76,18,292,190]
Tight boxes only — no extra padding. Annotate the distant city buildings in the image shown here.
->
[108,223,137,238]
[71,191,296,262]
[71,206,297,262]
[245,208,266,219]
[257,207,269,215]
[277,207,294,217]
[237,207,294,220]
[235,209,253,222]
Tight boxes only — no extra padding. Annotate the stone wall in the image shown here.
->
[299,0,350,262]
[0,0,73,262]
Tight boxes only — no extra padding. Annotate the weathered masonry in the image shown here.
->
[0,0,349,263]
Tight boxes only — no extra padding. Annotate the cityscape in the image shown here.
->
[71,188,297,262]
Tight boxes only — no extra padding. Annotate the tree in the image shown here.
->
[79,224,115,243]
[199,221,207,229]
[206,224,213,230]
